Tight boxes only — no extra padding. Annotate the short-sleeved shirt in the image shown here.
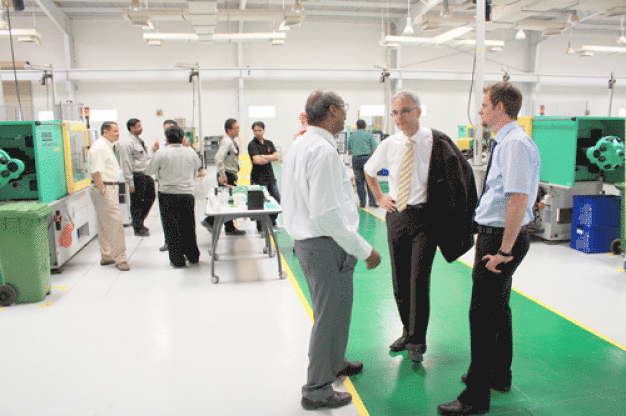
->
[88,137,120,183]
[248,138,277,185]
[474,121,541,227]
[364,127,433,205]
[347,129,377,156]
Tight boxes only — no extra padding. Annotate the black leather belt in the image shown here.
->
[477,225,527,234]
[91,181,118,186]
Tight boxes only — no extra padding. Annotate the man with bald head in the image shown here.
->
[283,90,381,411]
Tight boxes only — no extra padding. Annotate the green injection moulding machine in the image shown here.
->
[530,116,625,243]
[0,120,98,273]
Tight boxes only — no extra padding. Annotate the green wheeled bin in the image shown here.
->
[0,202,53,306]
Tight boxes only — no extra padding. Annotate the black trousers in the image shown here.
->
[460,227,530,406]
[130,173,156,231]
[253,180,281,229]
[386,204,437,346]
[159,192,200,267]
[205,171,238,232]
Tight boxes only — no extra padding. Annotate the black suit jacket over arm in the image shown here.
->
[426,130,478,263]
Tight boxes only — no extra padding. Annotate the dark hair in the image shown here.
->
[305,90,344,125]
[252,121,265,130]
[101,121,118,135]
[356,120,366,129]
[484,82,523,119]
[165,126,184,144]
[224,118,238,132]
[126,118,140,131]
[163,119,178,127]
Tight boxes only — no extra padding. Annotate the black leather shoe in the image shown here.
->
[407,343,427,362]
[437,399,488,415]
[461,373,511,392]
[225,229,246,236]
[337,361,363,377]
[134,228,150,237]
[389,335,408,352]
[301,391,352,411]
[159,244,169,252]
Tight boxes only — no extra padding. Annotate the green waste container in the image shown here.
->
[0,201,53,305]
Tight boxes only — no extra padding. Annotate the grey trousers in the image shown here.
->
[294,237,357,401]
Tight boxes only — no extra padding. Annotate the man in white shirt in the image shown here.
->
[282,90,381,411]
[87,122,130,271]
[365,91,476,363]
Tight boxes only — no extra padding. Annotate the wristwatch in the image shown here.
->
[497,249,512,257]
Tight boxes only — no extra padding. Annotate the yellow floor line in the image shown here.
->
[453,242,626,352]
[279,245,370,415]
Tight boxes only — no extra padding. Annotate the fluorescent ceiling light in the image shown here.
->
[272,37,285,45]
[402,16,414,36]
[147,39,162,46]
[379,35,504,51]
[572,45,626,56]
[143,32,286,43]
[0,29,42,44]
[515,29,526,40]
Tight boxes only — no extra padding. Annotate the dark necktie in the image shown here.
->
[480,140,498,196]
[137,137,146,152]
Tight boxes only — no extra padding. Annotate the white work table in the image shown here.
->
[204,186,286,283]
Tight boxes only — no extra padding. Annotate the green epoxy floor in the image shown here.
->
[274,209,626,416]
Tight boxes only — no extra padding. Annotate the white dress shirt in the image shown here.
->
[88,137,120,183]
[282,126,372,260]
[364,127,433,205]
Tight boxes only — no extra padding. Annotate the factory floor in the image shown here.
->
[1,170,625,416]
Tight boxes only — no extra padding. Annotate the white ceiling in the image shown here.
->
[5,0,626,38]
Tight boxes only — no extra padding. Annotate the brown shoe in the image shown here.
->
[100,259,115,266]
[116,262,130,271]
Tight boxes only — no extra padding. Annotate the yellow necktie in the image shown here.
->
[396,139,413,212]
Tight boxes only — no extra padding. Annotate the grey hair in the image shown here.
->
[305,90,344,125]
[392,90,421,108]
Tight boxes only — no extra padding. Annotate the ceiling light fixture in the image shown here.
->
[567,11,579,24]
[440,0,451,18]
[0,28,41,43]
[619,17,626,44]
[291,0,304,15]
[515,29,526,40]
[278,21,289,31]
[129,0,142,12]
[566,40,575,54]
[574,44,626,55]
[402,0,413,35]
[147,39,162,46]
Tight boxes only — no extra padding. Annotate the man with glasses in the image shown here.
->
[364,90,477,363]
[283,90,381,411]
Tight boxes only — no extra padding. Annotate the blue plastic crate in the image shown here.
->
[570,224,620,254]
[572,195,621,228]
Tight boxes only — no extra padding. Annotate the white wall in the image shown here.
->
[1,16,625,157]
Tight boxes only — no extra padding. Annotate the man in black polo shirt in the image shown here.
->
[248,121,281,229]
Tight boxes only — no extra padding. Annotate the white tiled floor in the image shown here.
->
[1,174,625,415]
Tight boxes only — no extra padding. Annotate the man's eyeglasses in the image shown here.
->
[336,103,350,111]
[391,107,418,117]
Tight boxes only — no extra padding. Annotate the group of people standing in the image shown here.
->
[282,82,540,416]
[87,116,281,270]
